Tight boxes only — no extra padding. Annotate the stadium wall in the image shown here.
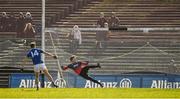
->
[9,72,180,88]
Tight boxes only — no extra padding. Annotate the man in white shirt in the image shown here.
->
[67,25,82,53]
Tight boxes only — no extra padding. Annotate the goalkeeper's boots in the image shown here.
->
[52,82,58,88]
[100,83,104,88]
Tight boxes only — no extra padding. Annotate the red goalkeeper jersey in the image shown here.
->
[62,61,89,74]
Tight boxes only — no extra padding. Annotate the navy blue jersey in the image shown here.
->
[27,48,43,65]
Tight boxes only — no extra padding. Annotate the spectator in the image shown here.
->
[24,12,34,41]
[8,12,16,32]
[0,12,8,32]
[25,12,33,24]
[97,12,107,28]
[108,12,120,28]
[16,12,25,38]
[67,25,82,53]
[96,22,109,49]
[168,59,177,74]
[23,23,35,39]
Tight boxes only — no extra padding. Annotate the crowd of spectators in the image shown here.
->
[0,12,35,38]
[97,12,120,28]
[96,12,120,49]
[0,11,120,52]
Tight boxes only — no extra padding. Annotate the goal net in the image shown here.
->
[44,27,180,87]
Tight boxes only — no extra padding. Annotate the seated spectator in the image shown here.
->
[8,12,16,32]
[23,23,35,39]
[108,12,120,29]
[0,12,8,32]
[16,12,25,38]
[67,25,82,53]
[25,12,33,24]
[97,12,107,28]
[24,12,34,40]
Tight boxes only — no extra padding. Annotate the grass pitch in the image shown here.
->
[0,88,179,98]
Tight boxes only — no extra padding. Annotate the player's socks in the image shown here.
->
[36,85,39,91]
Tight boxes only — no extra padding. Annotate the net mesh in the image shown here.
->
[45,28,180,75]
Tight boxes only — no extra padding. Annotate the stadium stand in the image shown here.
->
[0,0,180,87]
[47,0,180,74]
[0,66,32,88]
[0,0,91,87]
[51,0,180,28]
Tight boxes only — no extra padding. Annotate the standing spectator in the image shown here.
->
[25,12,33,24]
[96,12,108,49]
[16,12,25,38]
[168,59,177,74]
[97,12,107,28]
[8,12,16,32]
[67,25,82,53]
[0,12,8,32]
[108,12,120,29]
[96,22,109,49]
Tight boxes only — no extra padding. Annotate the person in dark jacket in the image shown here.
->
[97,12,107,28]
[108,12,120,28]
[0,12,8,32]
[16,12,25,38]
[8,12,16,32]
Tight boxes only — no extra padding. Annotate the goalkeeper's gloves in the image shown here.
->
[61,66,65,70]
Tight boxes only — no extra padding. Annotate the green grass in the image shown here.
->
[0,88,180,98]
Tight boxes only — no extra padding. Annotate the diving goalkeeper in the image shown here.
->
[61,55,103,87]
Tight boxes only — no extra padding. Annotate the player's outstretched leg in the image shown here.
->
[35,72,40,90]
[83,74,103,88]
[86,63,101,69]
[43,68,58,88]
[80,72,103,88]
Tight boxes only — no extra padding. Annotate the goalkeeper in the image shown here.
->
[61,55,103,88]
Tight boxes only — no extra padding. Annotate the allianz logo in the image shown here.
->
[85,78,132,88]
[19,78,66,88]
[151,80,180,89]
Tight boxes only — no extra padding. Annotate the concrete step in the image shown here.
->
[0,73,9,88]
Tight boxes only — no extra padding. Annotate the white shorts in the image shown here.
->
[34,63,47,72]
